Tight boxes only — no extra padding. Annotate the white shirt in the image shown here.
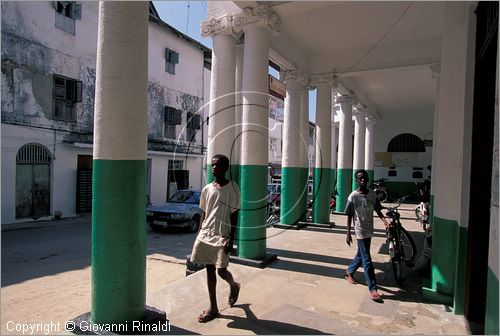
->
[196,181,240,246]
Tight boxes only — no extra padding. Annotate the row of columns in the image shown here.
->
[203,5,379,260]
[202,6,280,260]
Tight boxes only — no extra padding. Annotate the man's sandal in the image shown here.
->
[198,310,219,323]
[344,273,358,285]
[228,282,241,306]
[370,290,383,303]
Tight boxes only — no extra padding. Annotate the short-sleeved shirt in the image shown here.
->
[196,181,240,247]
[345,189,382,239]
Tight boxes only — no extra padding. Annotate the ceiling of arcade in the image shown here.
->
[228,1,448,122]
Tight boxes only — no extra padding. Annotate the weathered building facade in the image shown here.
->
[1,1,211,224]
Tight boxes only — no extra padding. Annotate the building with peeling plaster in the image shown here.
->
[1,2,211,224]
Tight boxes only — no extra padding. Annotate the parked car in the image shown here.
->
[146,190,203,233]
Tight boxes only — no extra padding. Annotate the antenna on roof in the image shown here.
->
[185,1,191,35]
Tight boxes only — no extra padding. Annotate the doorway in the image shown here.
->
[15,144,51,219]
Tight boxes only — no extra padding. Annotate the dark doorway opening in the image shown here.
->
[464,2,498,333]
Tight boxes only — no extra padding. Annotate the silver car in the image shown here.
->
[146,190,203,233]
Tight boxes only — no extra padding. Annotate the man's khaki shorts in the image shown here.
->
[191,239,230,268]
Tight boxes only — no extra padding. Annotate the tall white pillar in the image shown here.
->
[234,42,244,183]
[280,73,303,225]
[237,6,280,259]
[313,83,332,224]
[92,1,149,323]
[364,117,376,184]
[352,109,366,190]
[299,84,310,220]
[201,16,237,182]
[335,95,355,212]
[331,108,338,198]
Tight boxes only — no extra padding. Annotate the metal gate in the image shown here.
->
[76,155,93,213]
[15,144,51,219]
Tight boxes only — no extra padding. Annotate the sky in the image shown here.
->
[153,1,317,121]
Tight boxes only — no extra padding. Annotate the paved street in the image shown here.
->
[1,208,470,335]
[1,215,196,335]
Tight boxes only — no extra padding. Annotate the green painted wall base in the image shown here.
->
[384,181,420,202]
[485,267,499,335]
[238,165,267,260]
[92,160,146,323]
[281,167,305,225]
[428,216,457,300]
[313,167,331,224]
[422,287,454,305]
[336,168,352,213]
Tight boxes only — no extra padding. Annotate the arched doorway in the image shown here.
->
[15,143,52,219]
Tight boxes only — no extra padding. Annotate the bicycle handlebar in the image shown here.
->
[382,195,410,210]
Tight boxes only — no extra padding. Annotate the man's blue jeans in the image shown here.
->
[347,237,377,292]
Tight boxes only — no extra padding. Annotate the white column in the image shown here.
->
[331,107,338,196]
[280,75,303,225]
[234,43,244,168]
[201,16,237,181]
[335,95,355,212]
[313,83,332,223]
[300,84,310,219]
[364,117,376,183]
[352,109,366,190]
[237,5,280,259]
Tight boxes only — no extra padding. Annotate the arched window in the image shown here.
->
[387,133,425,152]
[16,144,51,219]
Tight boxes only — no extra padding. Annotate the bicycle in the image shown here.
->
[383,196,417,284]
[266,201,280,228]
[372,177,389,203]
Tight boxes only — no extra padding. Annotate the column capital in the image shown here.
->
[352,108,367,117]
[335,95,357,105]
[201,15,240,38]
[281,69,310,87]
[365,115,377,125]
[233,6,281,36]
[431,63,441,79]
[309,73,335,88]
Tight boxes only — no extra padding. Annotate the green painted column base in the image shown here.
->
[336,168,352,213]
[453,225,468,314]
[238,165,267,260]
[206,164,240,186]
[366,170,374,188]
[331,169,337,196]
[313,167,331,224]
[92,160,146,323]
[281,167,305,225]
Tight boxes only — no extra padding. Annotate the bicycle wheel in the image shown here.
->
[391,258,403,284]
[398,226,417,263]
[266,214,279,228]
[375,188,388,203]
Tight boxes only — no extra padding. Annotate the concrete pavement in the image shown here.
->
[147,206,470,335]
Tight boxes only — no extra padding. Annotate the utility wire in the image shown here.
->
[337,2,413,78]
